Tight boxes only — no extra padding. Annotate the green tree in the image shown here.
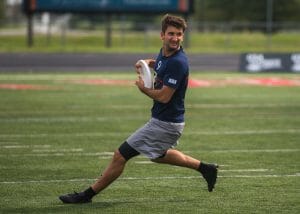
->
[194,0,300,22]
[0,0,5,27]
[273,0,300,21]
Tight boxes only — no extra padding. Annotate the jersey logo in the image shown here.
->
[156,61,162,70]
[168,78,177,85]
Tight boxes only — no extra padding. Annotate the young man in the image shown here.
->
[59,14,218,204]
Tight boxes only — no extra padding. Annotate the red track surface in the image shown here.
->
[1,77,299,90]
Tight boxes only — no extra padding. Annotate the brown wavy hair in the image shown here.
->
[161,14,187,33]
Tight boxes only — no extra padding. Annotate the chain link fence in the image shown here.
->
[1,12,300,52]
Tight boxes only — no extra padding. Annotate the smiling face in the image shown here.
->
[161,26,184,56]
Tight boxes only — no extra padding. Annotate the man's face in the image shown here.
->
[161,26,184,52]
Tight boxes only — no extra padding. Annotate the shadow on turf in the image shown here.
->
[2,198,200,213]
[1,202,112,213]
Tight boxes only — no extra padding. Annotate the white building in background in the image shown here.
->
[6,0,22,6]
[3,0,70,34]
[4,0,23,25]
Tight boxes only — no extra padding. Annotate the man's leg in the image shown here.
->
[151,149,200,169]
[91,149,127,193]
[59,142,139,203]
[152,149,218,192]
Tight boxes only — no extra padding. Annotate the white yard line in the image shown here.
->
[182,149,300,153]
[0,148,298,158]
[107,103,300,109]
[0,116,145,123]
[0,145,51,149]
[1,103,298,115]
[219,169,272,172]
[0,132,127,138]
[186,103,300,109]
[1,129,299,139]
[1,173,299,184]
[135,161,154,164]
[0,142,19,145]
[185,129,300,136]
[32,148,83,153]
[210,149,300,153]
[0,114,298,123]
[133,162,271,172]
[0,153,113,158]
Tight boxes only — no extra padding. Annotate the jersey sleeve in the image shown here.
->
[163,59,187,89]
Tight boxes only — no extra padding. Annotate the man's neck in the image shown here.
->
[163,47,180,57]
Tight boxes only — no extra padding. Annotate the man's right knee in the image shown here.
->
[118,141,140,161]
[112,149,127,164]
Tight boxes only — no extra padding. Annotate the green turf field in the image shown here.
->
[0,72,299,213]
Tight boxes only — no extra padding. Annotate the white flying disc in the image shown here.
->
[137,59,153,89]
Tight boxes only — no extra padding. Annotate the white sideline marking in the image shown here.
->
[0,132,126,138]
[1,129,299,139]
[1,174,299,184]
[133,163,270,172]
[135,161,154,164]
[186,103,300,109]
[211,149,300,153]
[1,102,299,123]
[0,145,51,149]
[0,148,298,157]
[219,169,272,172]
[108,103,300,109]
[0,115,298,123]
[0,153,113,158]
[185,129,300,136]
[32,148,83,153]
[110,103,300,109]
[0,142,19,145]
[0,116,145,123]
[1,103,298,115]
[121,174,300,180]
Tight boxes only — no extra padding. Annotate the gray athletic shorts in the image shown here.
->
[126,118,185,159]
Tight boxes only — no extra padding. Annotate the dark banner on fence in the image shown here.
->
[239,53,300,73]
[23,0,193,14]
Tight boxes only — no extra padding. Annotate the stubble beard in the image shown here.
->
[165,42,180,55]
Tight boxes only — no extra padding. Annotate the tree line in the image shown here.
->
[193,0,300,22]
[1,0,300,30]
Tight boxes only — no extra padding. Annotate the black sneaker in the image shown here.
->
[59,191,92,204]
[200,164,218,192]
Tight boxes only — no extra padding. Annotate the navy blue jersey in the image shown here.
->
[151,47,189,123]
